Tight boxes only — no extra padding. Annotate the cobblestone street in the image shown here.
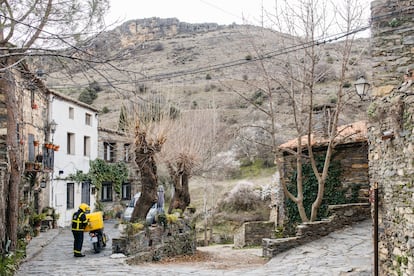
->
[16,219,373,276]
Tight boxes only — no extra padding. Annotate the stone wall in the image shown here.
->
[281,142,370,203]
[369,1,414,274]
[262,203,370,257]
[234,221,275,248]
[112,219,196,263]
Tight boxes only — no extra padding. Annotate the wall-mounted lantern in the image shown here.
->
[354,76,371,100]
[40,179,47,188]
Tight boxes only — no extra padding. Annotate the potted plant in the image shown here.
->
[25,161,35,171]
[45,142,53,149]
[53,144,60,151]
[30,213,46,236]
[33,140,39,147]
[34,162,42,171]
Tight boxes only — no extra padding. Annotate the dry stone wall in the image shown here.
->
[234,221,275,248]
[112,218,196,263]
[262,203,370,257]
[369,1,414,275]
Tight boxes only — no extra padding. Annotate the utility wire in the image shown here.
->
[1,6,407,89]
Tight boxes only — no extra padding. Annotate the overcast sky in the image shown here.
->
[106,0,372,29]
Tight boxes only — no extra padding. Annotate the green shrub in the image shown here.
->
[285,156,356,233]
[0,239,26,275]
[101,106,109,114]
[78,88,98,104]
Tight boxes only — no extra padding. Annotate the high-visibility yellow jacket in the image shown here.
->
[71,209,88,231]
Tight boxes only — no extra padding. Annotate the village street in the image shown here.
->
[16,219,373,276]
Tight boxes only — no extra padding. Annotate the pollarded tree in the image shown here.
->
[160,109,220,214]
[130,120,166,221]
[0,0,109,254]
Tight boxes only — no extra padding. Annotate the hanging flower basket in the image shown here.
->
[33,140,39,147]
[53,145,60,151]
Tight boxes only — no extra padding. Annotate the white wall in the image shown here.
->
[49,95,99,227]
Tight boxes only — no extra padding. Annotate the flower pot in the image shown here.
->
[45,143,53,149]
[53,145,60,151]
[33,141,39,147]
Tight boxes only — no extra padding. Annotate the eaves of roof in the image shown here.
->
[279,120,367,151]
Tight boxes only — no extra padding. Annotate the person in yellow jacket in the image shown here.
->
[71,203,90,257]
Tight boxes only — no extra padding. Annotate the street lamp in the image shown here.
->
[49,119,57,134]
[48,119,57,143]
[354,76,371,100]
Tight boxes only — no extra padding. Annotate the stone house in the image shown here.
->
[275,120,369,224]
[0,61,53,217]
[368,0,414,274]
[97,127,140,216]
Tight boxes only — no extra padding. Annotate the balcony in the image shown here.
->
[25,161,43,172]
[25,149,54,173]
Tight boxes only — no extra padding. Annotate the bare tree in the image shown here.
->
[231,0,366,222]
[130,120,166,221]
[0,0,109,254]
[160,109,220,214]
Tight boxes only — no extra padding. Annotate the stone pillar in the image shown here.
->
[369,1,414,275]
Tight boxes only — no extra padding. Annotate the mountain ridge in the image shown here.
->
[43,17,371,152]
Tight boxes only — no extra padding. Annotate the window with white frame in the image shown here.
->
[121,182,131,200]
[124,143,131,162]
[103,142,116,162]
[101,182,113,202]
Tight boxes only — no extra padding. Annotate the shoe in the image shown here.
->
[74,253,85,257]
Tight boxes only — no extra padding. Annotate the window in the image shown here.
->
[30,89,35,106]
[81,182,90,205]
[101,182,113,202]
[28,134,35,162]
[103,142,116,162]
[124,143,131,162]
[67,133,75,155]
[84,136,90,157]
[69,107,74,119]
[121,182,131,200]
[85,113,92,126]
[67,183,74,209]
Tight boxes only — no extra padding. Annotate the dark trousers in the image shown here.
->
[72,230,84,255]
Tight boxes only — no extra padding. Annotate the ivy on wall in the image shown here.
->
[285,155,357,229]
[69,159,129,195]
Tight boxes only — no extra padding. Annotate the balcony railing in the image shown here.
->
[25,148,54,173]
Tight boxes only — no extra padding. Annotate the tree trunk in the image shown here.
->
[1,64,20,253]
[167,162,191,214]
[131,130,162,222]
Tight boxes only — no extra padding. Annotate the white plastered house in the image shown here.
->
[47,91,99,227]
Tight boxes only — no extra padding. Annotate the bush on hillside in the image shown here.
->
[220,181,262,212]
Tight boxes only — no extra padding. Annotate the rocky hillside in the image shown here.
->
[42,17,372,157]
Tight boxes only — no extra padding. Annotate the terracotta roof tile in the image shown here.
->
[279,120,367,151]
